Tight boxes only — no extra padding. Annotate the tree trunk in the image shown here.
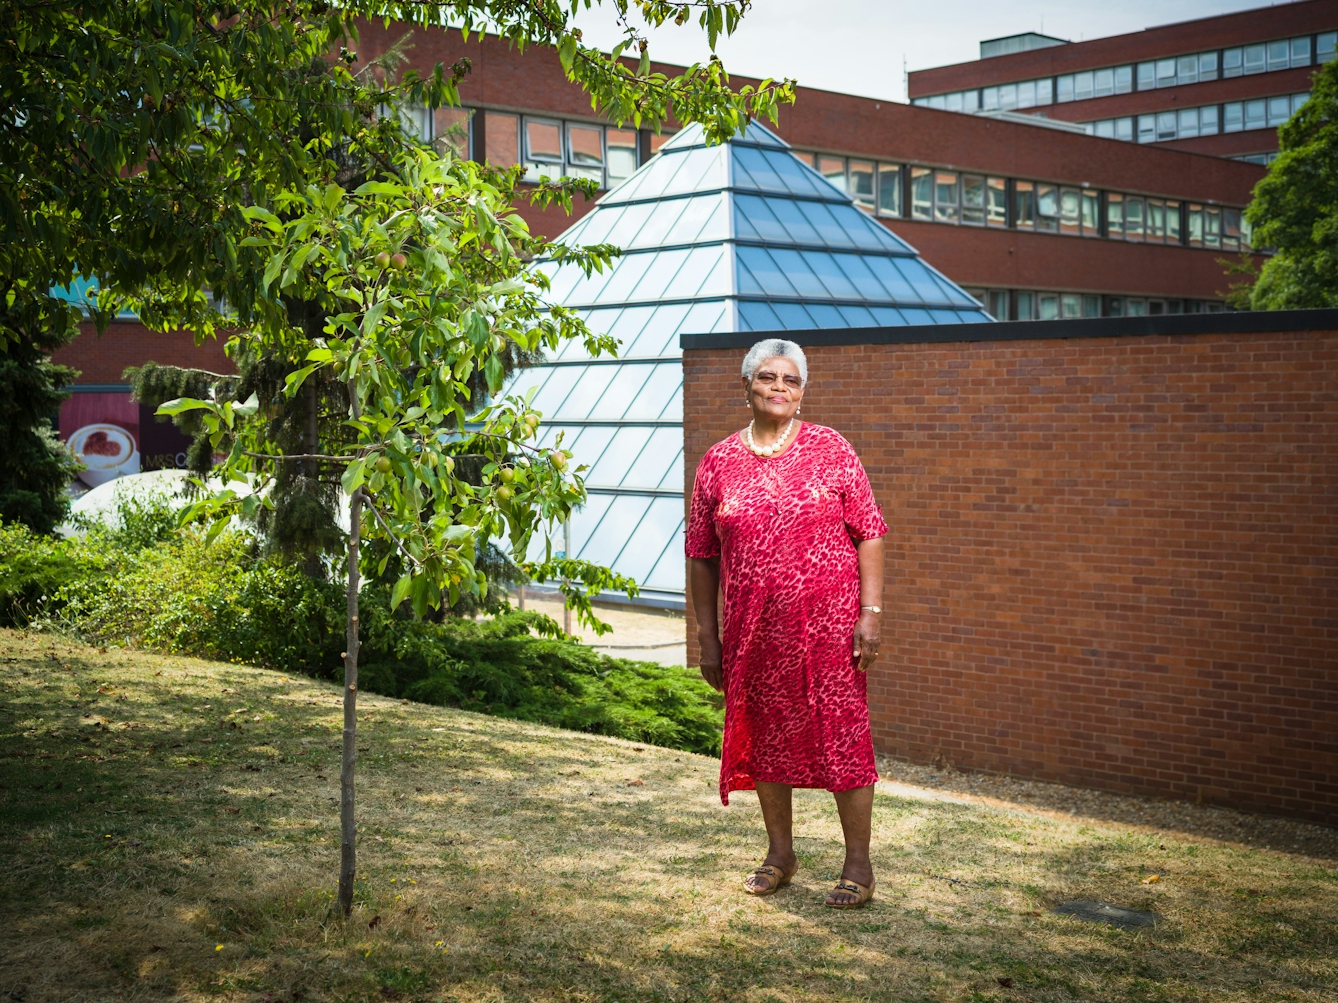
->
[303,377,322,579]
[337,486,362,917]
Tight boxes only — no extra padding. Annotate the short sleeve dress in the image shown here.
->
[685,423,888,805]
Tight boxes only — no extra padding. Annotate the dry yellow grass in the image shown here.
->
[0,628,1334,1003]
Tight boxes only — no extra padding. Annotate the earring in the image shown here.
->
[796,405,802,413]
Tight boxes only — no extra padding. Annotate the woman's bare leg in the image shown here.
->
[827,784,875,905]
[745,781,797,892]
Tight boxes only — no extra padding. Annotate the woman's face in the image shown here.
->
[742,355,805,422]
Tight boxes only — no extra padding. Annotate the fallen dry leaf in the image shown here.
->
[626,779,644,787]
[1142,874,1162,884]
[997,976,1015,988]
[368,915,381,929]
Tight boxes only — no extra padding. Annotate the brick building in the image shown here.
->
[681,310,1338,823]
[909,0,1337,164]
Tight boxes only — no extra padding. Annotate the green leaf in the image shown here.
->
[284,364,318,395]
[390,574,414,610]
[233,392,260,417]
[156,397,214,416]
[341,459,367,495]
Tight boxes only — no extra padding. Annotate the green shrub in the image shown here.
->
[0,522,100,626]
[3,509,720,757]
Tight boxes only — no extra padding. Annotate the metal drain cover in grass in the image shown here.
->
[1051,900,1159,930]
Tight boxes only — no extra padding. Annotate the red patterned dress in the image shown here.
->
[686,423,888,805]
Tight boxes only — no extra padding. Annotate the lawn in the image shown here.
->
[0,629,1334,1003]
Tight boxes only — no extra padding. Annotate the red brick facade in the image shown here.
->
[682,318,1338,823]
[54,319,234,386]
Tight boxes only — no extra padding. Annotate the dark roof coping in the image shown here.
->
[681,308,1338,350]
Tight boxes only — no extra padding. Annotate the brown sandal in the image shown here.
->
[743,862,796,897]
[825,877,875,909]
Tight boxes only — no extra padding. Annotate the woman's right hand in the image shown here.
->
[698,633,724,691]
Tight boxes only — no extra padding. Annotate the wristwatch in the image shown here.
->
[860,605,882,614]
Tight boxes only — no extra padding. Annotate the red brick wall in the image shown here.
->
[54,320,234,386]
[683,327,1338,824]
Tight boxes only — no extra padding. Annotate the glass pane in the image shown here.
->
[1199,51,1218,81]
[585,426,654,484]
[1223,47,1242,77]
[579,496,652,567]
[567,124,603,167]
[1166,202,1181,243]
[818,156,846,193]
[1223,208,1241,251]
[1147,199,1165,242]
[1187,205,1203,247]
[1244,99,1266,130]
[734,194,786,242]
[1083,295,1101,318]
[1117,117,1133,142]
[1136,62,1154,89]
[1178,107,1199,139]
[1203,207,1221,249]
[828,253,885,300]
[486,112,519,166]
[768,198,822,244]
[628,198,691,249]
[1267,39,1290,72]
[963,89,980,112]
[526,119,562,161]
[911,167,933,220]
[982,86,998,110]
[1014,180,1034,229]
[1223,102,1243,132]
[1138,114,1155,143]
[877,164,902,216]
[1017,80,1036,108]
[586,250,655,304]
[616,498,684,584]
[1057,74,1074,102]
[433,107,471,158]
[1320,32,1337,64]
[606,128,638,185]
[771,302,817,329]
[663,195,724,245]
[836,304,878,328]
[1094,68,1115,97]
[1200,105,1218,135]
[663,146,723,195]
[998,83,1017,109]
[1157,111,1177,141]
[603,201,656,249]
[642,520,687,592]
[738,299,781,332]
[1267,95,1291,126]
[735,246,797,296]
[946,92,963,113]
[528,365,587,418]
[796,200,854,246]
[1293,92,1310,115]
[625,247,691,301]
[863,256,918,302]
[625,363,682,420]
[1156,59,1175,87]
[678,300,725,337]
[1074,71,1093,100]
[1059,188,1080,235]
[1177,55,1198,85]
[1035,78,1052,105]
[805,251,859,299]
[1115,65,1133,93]
[1244,43,1265,74]
[1081,190,1100,235]
[1061,294,1082,319]
[962,174,985,226]
[869,306,905,326]
[849,160,875,211]
[1037,295,1059,321]
[566,426,622,481]
[1015,291,1034,321]
[1035,184,1058,232]
[892,258,950,304]
[660,245,724,299]
[934,171,959,223]
[567,493,614,559]
[987,178,1007,227]
[1107,192,1124,238]
[1125,198,1145,242]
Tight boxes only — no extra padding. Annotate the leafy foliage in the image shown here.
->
[2,509,719,754]
[0,344,81,535]
[1243,58,1338,309]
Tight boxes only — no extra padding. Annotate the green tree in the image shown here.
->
[0,342,81,534]
[6,0,793,916]
[1243,58,1338,309]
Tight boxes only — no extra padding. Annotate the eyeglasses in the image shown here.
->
[753,370,802,389]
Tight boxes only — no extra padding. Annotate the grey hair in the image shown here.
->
[741,338,807,385]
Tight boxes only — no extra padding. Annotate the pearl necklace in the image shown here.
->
[745,417,796,457]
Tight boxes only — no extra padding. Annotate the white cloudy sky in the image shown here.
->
[571,1,1279,103]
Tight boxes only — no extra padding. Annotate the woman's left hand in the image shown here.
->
[852,610,880,672]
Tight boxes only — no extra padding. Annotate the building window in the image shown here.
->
[1178,107,1199,139]
[1244,98,1266,130]
[607,129,638,186]
[1319,32,1337,64]
[962,174,986,225]
[565,122,604,182]
[878,164,903,217]
[1147,199,1165,242]
[911,167,933,220]
[818,156,846,194]
[987,177,1008,227]
[850,160,875,212]
[433,107,472,159]
[487,111,520,166]
[1267,95,1292,127]
[524,118,564,181]
[1166,201,1182,244]
[1267,39,1290,72]
[1059,187,1081,235]
[1106,192,1124,239]
[1223,209,1242,251]
[1125,197,1145,242]
[1081,190,1100,235]
[1187,204,1204,247]
[1035,184,1059,233]
[1244,43,1266,75]
[934,170,960,223]
[1014,180,1035,230]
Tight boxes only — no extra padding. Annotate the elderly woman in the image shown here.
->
[687,338,887,909]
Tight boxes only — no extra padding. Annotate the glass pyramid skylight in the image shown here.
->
[514,121,991,602]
